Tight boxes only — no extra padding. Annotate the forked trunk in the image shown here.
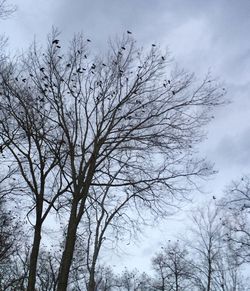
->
[88,261,97,291]
[56,199,79,291]
[88,274,96,291]
[27,222,42,291]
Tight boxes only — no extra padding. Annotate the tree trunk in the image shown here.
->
[87,227,101,291]
[56,199,79,291]
[88,272,96,291]
[27,221,42,291]
[87,254,98,291]
[175,273,179,291]
[207,256,212,291]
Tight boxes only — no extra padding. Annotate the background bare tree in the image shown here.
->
[185,204,248,291]
[0,0,16,19]
[0,59,69,290]
[0,174,27,291]
[152,242,193,291]
[187,205,225,291]
[220,176,250,264]
[116,268,152,291]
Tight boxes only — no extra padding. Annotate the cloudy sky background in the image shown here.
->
[1,0,250,272]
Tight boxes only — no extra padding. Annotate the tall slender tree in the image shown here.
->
[0,57,69,290]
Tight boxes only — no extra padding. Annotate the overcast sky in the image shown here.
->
[1,0,250,272]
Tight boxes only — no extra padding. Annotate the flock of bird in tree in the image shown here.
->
[11,30,175,98]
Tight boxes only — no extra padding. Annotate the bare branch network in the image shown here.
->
[0,30,225,290]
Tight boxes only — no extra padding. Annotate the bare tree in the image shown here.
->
[116,268,152,291]
[0,173,28,290]
[0,0,16,19]
[213,244,247,291]
[185,204,249,291]
[0,244,31,291]
[152,242,193,291]
[0,198,17,264]
[187,205,225,291]
[50,33,223,291]
[220,176,250,263]
[0,29,224,290]
[0,57,69,290]
[35,249,60,291]
[94,265,118,291]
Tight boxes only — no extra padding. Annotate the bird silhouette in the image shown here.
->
[161,56,165,61]
[76,68,83,73]
[152,44,156,47]
[127,30,132,34]
[87,39,91,42]
[213,196,216,200]
[121,46,126,50]
[52,39,59,45]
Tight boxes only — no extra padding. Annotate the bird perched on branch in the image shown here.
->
[52,39,59,45]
